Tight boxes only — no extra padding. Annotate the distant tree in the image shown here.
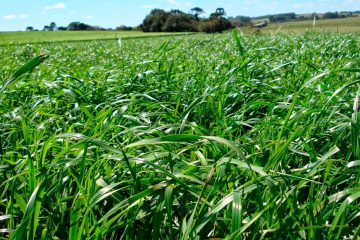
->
[311,13,320,20]
[210,8,226,18]
[67,22,77,30]
[199,8,232,33]
[323,11,340,19]
[50,22,57,31]
[143,9,196,32]
[43,25,51,31]
[253,12,297,22]
[57,26,67,30]
[140,9,169,32]
[171,9,183,15]
[216,8,226,16]
[92,25,106,30]
[339,11,351,17]
[162,10,195,32]
[297,15,307,21]
[116,25,133,31]
[67,22,94,30]
[140,7,232,33]
[269,12,296,22]
[190,7,205,20]
[199,17,232,33]
[26,26,34,31]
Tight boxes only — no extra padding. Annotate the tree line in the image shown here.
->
[26,21,113,31]
[140,7,232,33]
[27,7,233,33]
[25,9,360,32]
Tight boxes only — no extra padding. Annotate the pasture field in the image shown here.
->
[0,30,191,45]
[1,17,359,45]
[0,32,360,239]
[251,16,360,33]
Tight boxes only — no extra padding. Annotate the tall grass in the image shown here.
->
[0,31,359,239]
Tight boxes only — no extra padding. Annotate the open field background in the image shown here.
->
[0,17,359,45]
[266,16,360,33]
[242,17,360,34]
[0,30,190,45]
[265,17,360,33]
[0,31,360,239]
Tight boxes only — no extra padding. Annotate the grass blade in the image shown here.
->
[0,54,48,100]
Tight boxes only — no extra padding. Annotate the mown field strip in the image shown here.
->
[0,30,195,45]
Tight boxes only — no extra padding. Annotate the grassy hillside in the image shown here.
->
[244,17,360,33]
[241,17,360,33]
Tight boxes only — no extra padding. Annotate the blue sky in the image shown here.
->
[0,0,359,31]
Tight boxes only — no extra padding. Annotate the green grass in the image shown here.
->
[0,30,193,45]
[0,31,360,239]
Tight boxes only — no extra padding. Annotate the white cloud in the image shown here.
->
[142,4,157,9]
[3,14,28,20]
[85,15,94,19]
[54,3,66,8]
[168,0,179,5]
[4,14,17,20]
[45,2,66,10]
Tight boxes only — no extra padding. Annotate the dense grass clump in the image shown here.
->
[0,32,359,239]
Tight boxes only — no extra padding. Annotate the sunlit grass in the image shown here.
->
[0,31,359,239]
[0,31,194,45]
